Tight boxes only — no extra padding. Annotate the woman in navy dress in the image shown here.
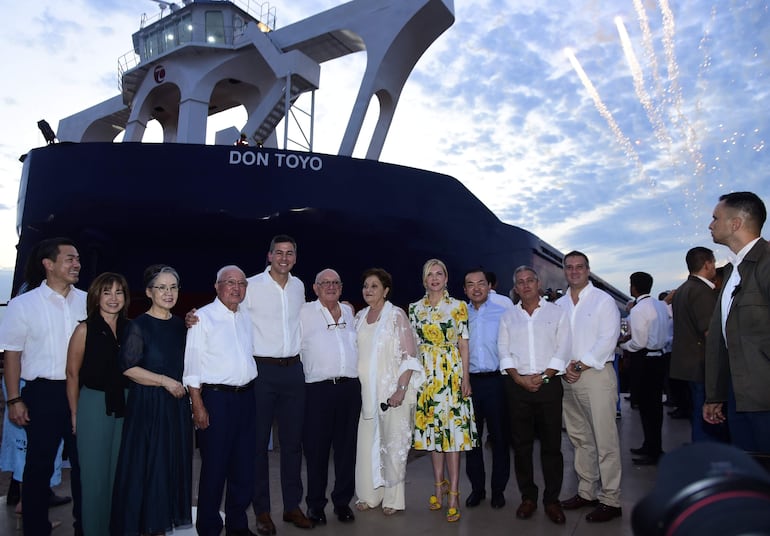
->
[111,265,192,535]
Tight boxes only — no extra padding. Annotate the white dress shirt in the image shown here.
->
[300,300,358,383]
[498,298,571,374]
[183,297,257,388]
[243,266,305,358]
[0,281,86,381]
[556,282,620,370]
[620,294,670,354]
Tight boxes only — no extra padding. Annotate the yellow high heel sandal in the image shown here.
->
[429,480,448,510]
[446,491,461,522]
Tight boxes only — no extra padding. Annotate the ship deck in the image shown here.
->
[0,394,688,536]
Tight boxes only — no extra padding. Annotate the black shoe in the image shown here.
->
[465,490,485,507]
[333,505,355,523]
[585,503,622,522]
[490,492,505,509]
[48,491,72,508]
[632,455,661,466]
[6,480,20,506]
[307,507,327,526]
[226,528,259,536]
[630,446,649,456]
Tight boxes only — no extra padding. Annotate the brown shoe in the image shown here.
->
[282,508,313,529]
[545,503,566,524]
[515,499,537,519]
[256,512,276,535]
[585,503,622,522]
[559,494,599,510]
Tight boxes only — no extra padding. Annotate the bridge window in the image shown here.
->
[205,11,225,44]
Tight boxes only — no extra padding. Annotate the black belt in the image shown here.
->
[27,378,65,384]
[470,371,500,377]
[202,379,255,392]
[254,355,300,367]
[318,377,357,385]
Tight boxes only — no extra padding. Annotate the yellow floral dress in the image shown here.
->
[409,291,478,452]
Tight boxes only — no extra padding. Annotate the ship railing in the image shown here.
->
[138,1,275,30]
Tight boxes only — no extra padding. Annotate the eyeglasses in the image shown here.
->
[152,284,180,293]
[217,279,248,288]
[317,281,342,288]
[327,322,347,330]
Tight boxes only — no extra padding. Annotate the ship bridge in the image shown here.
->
[56,0,455,160]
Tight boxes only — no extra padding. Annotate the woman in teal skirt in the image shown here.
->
[66,272,130,536]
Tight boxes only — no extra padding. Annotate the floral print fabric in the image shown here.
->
[409,291,478,452]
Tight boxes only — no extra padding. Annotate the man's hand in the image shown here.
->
[703,402,726,424]
[192,403,210,430]
[9,400,30,426]
[184,308,199,329]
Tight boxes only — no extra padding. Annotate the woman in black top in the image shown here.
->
[66,272,130,536]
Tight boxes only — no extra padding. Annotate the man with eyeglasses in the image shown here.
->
[183,265,256,536]
[298,268,360,526]
[238,234,314,534]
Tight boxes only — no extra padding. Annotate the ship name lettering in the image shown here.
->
[229,150,269,166]
[274,153,323,171]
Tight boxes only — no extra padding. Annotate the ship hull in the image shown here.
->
[14,143,625,311]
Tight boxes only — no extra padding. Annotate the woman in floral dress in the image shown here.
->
[409,258,477,523]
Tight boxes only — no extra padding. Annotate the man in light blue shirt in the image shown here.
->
[462,268,511,509]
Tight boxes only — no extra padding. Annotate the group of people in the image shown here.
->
[2,190,770,535]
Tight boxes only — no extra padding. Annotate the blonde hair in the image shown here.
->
[422,258,448,289]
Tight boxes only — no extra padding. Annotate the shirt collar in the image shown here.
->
[694,275,716,289]
[731,237,761,266]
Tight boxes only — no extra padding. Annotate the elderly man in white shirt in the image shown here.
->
[184,265,257,536]
[498,266,570,525]
[299,269,360,526]
[0,237,86,535]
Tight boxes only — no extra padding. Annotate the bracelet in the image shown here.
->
[397,384,408,391]
[6,396,23,406]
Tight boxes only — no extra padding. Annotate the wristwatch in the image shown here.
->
[540,373,550,384]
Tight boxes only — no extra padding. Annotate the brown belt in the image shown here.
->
[253,355,300,367]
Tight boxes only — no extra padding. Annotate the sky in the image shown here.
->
[1,0,769,304]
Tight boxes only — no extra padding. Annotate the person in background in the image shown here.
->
[704,191,770,453]
[66,272,130,536]
[409,259,477,523]
[111,265,192,535]
[620,272,671,466]
[354,268,423,516]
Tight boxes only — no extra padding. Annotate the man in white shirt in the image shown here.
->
[620,272,671,466]
[0,237,86,535]
[498,266,570,525]
[299,269,360,526]
[704,191,770,453]
[244,235,313,534]
[184,265,257,536]
[556,251,622,523]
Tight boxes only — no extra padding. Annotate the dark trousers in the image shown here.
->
[22,379,81,536]
[627,350,641,405]
[637,353,665,456]
[197,387,256,536]
[727,382,770,453]
[503,376,563,505]
[252,361,306,514]
[689,381,729,444]
[465,374,510,494]
[303,378,362,511]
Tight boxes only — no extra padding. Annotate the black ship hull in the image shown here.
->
[14,143,627,311]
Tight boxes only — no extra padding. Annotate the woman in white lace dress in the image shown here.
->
[354,268,424,515]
